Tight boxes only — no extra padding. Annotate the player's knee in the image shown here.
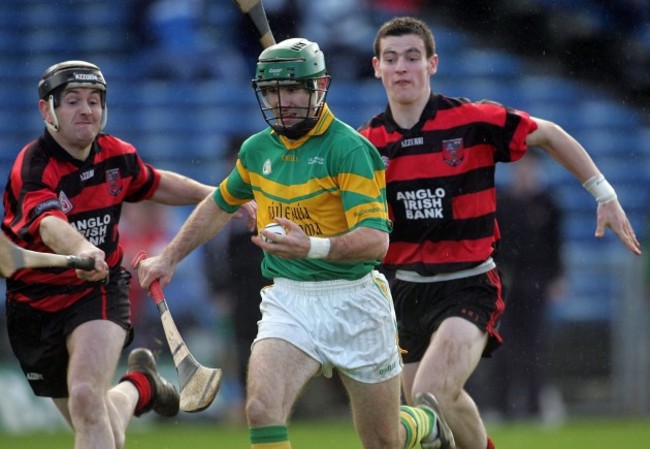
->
[68,381,105,422]
[245,394,283,426]
[413,376,463,409]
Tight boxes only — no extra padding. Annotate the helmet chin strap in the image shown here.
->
[44,94,108,133]
[44,96,60,132]
[100,107,108,131]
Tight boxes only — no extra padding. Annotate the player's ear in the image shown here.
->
[38,98,52,121]
[428,54,439,76]
[39,97,60,132]
[372,56,381,79]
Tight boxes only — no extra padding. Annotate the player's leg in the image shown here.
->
[246,338,320,448]
[409,316,489,449]
[52,398,73,426]
[342,373,448,449]
[333,271,444,449]
[65,319,131,449]
[341,374,403,449]
[59,346,179,449]
[120,347,179,418]
[54,380,143,446]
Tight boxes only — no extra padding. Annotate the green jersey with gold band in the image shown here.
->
[213,105,391,282]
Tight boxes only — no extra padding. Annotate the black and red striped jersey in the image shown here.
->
[2,130,161,311]
[358,93,538,275]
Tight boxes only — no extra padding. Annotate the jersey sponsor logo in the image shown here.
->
[267,202,325,236]
[300,221,324,236]
[263,159,272,175]
[59,191,73,213]
[80,169,94,181]
[106,168,122,196]
[71,214,111,246]
[26,372,44,381]
[268,202,312,222]
[396,188,446,220]
[401,136,423,148]
[307,156,325,165]
[442,138,465,166]
[282,154,298,162]
[354,206,384,218]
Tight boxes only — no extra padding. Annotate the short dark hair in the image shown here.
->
[373,16,436,59]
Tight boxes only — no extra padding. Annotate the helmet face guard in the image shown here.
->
[38,60,108,131]
[254,77,330,139]
[252,38,330,139]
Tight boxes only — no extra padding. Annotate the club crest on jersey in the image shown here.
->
[442,138,465,166]
[106,168,123,196]
[59,191,73,213]
[263,159,272,175]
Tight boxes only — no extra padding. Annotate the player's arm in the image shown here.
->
[137,195,234,290]
[526,118,600,182]
[527,117,641,255]
[323,225,388,261]
[253,217,388,262]
[150,169,215,205]
[39,215,109,281]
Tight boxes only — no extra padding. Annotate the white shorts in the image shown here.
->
[254,271,402,384]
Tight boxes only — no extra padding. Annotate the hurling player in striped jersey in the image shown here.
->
[136,38,454,449]
[3,60,253,449]
[359,16,641,449]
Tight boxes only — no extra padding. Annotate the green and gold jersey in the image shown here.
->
[213,105,391,281]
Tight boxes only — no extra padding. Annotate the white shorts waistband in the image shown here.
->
[273,272,376,295]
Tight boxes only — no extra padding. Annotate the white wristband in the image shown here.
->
[583,174,617,204]
[307,237,331,259]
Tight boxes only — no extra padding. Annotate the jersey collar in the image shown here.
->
[384,93,438,134]
[278,103,335,149]
[41,129,100,165]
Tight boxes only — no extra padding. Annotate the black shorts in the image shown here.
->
[6,268,134,398]
[392,268,506,364]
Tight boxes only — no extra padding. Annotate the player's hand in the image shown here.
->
[233,200,258,232]
[135,254,175,291]
[251,218,311,259]
[75,248,109,282]
[595,199,641,255]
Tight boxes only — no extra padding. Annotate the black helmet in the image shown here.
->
[38,60,108,132]
[38,60,106,106]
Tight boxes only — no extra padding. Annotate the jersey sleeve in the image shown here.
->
[3,145,68,243]
[506,107,538,162]
[123,158,161,202]
[478,100,538,163]
[212,159,254,213]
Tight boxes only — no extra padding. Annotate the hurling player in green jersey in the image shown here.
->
[136,38,454,449]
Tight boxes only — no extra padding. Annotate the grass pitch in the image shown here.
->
[1,417,649,448]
